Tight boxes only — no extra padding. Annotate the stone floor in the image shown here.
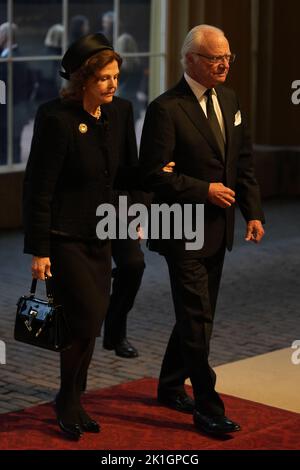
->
[0,197,299,413]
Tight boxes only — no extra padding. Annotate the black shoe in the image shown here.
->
[57,419,83,440]
[193,410,241,436]
[157,391,195,414]
[103,338,139,358]
[79,406,100,433]
[81,419,100,433]
[54,400,83,441]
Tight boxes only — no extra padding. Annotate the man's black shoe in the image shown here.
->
[157,392,195,414]
[193,410,241,436]
[103,338,139,358]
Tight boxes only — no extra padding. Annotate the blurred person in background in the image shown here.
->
[0,22,35,163]
[69,15,89,44]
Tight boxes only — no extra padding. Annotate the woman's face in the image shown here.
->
[84,59,119,105]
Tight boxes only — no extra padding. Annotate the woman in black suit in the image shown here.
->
[23,33,140,440]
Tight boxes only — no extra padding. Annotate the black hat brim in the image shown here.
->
[60,33,113,79]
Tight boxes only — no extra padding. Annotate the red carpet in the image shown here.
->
[1,378,300,450]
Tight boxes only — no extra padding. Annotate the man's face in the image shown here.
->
[187,34,232,88]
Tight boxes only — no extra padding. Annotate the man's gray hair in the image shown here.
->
[181,24,225,70]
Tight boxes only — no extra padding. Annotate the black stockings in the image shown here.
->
[56,337,96,426]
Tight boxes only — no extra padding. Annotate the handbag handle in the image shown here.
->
[30,276,54,302]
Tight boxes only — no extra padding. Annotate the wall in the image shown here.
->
[0,172,23,228]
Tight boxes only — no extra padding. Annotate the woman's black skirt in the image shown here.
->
[50,237,111,338]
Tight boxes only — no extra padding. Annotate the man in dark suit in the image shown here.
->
[102,99,146,359]
[139,25,265,436]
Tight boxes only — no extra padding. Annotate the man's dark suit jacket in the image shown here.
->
[139,77,265,257]
[23,96,139,257]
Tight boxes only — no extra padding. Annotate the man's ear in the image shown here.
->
[185,52,197,66]
[185,52,194,66]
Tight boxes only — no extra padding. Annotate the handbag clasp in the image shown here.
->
[24,308,38,332]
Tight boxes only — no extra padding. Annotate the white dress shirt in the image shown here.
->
[184,72,226,142]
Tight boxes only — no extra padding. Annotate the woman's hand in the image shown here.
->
[31,256,52,280]
[162,161,175,173]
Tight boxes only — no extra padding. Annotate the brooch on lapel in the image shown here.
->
[79,123,88,134]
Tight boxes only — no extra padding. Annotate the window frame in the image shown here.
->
[0,0,168,173]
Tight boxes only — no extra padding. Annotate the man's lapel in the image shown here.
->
[175,77,224,160]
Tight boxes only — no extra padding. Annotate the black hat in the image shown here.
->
[60,33,113,80]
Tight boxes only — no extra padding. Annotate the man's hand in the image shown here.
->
[245,220,265,243]
[208,182,235,208]
[162,161,175,173]
[31,256,52,280]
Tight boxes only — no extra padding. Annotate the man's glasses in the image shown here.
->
[192,52,236,64]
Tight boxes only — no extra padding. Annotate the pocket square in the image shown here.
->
[234,110,242,126]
